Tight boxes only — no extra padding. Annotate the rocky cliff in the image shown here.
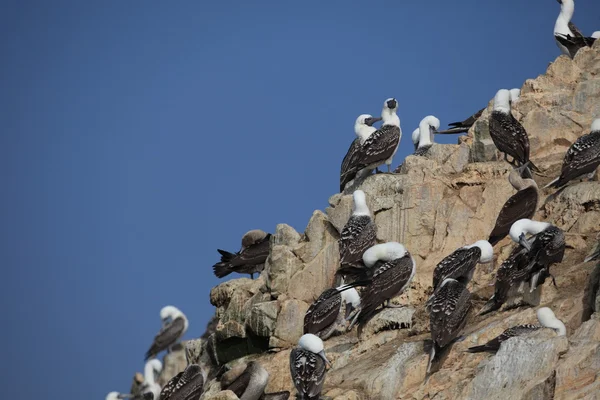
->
[157,42,600,400]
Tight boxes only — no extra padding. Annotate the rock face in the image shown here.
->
[154,44,600,400]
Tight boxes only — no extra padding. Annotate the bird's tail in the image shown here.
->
[478,296,502,315]
[212,249,235,278]
[466,344,489,353]
[543,176,561,189]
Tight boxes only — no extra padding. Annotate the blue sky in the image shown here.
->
[2,0,599,398]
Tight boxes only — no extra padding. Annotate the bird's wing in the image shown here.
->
[145,317,186,359]
[489,187,538,245]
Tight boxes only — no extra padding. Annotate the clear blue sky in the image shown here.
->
[2,1,598,398]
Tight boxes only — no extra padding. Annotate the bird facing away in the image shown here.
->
[303,283,362,340]
[489,163,539,246]
[554,0,596,58]
[428,278,472,373]
[467,306,566,353]
[224,361,269,400]
[355,242,416,333]
[337,190,377,281]
[340,114,382,192]
[545,119,600,189]
[488,89,537,170]
[160,364,206,400]
[290,334,330,400]
[350,98,401,174]
[145,305,189,360]
[140,359,162,400]
[213,229,271,279]
[437,107,485,135]
[431,240,494,290]
[414,115,440,156]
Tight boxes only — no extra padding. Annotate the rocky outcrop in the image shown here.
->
[154,43,600,400]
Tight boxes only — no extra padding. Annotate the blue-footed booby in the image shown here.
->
[340,114,382,192]
[145,306,188,360]
[545,119,600,189]
[290,334,329,400]
[428,278,471,373]
[467,307,566,353]
[354,242,416,333]
[304,284,363,340]
[337,190,377,282]
[489,164,539,246]
[554,0,596,58]
[213,230,271,279]
[488,89,538,170]
[414,115,440,156]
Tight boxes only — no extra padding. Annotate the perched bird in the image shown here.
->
[437,107,485,135]
[223,361,269,400]
[489,163,539,246]
[467,307,566,353]
[411,128,421,152]
[355,242,416,332]
[431,240,494,290]
[554,0,596,58]
[290,334,330,400]
[413,115,440,156]
[340,114,382,192]
[349,98,401,174]
[488,89,538,170]
[428,278,471,373]
[304,284,362,340]
[509,88,521,105]
[145,306,189,360]
[337,190,377,281]
[160,364,205,400]
[213,230,271,279]
[140,359,162,400]
[545,119,600,189]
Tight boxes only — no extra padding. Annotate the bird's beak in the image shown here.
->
[519,233,532,251]
[515,162,533,179]
[429,126,439,135]
[319,350,332,368]
[365,117,382,126]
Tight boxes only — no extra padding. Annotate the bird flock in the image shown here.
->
[108,1,600,399]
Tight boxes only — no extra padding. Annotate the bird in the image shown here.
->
[223,361,270,400]
[411,128,421,152]
[431,240,494,290]
[413,115,440,156]
[489,163,539,246]
[544,119,600,189]
[106,393,154,400]
[140,359,162,400]
[428,278,471,373]
[347,98,401,175]
[509,88,521,105]
[303,283,363,340]
[554,0,596,58]
[337,190,377,282]
[354,242,416,333]
[160,364,205,400]
[260,392,291,400]
[467,307,566,353]
[145,306,189,360]
[437,107,485,135]
[213,230,271,279]
[290,334,330,400]
[340,114,382,192]
[488,89,538,170]
[584,234,600,262]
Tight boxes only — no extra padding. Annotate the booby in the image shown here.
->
[544,119,600,189]
[145,306,189,360]
[437,107,484,135]
[593,32,600,39]
[140,359,162,400]
[303,283,363,340]
[431,240,494,290]
[355,242,416,332]
[213,230,271,279]
[509,88,521,104]
[160,364,206,400]
[489,164,539,246]
[414,115,440,156]
[337,190,377,281]
[340,114,382,192]
[428,278,471,373]
[349,98,401,174]
[554,0,595,58]
[488,89,538,170]
[290,334,329,400]
[411,128,420,152]
[510,219,565,292]
[467,307,566,353]
[223,361,269,400]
